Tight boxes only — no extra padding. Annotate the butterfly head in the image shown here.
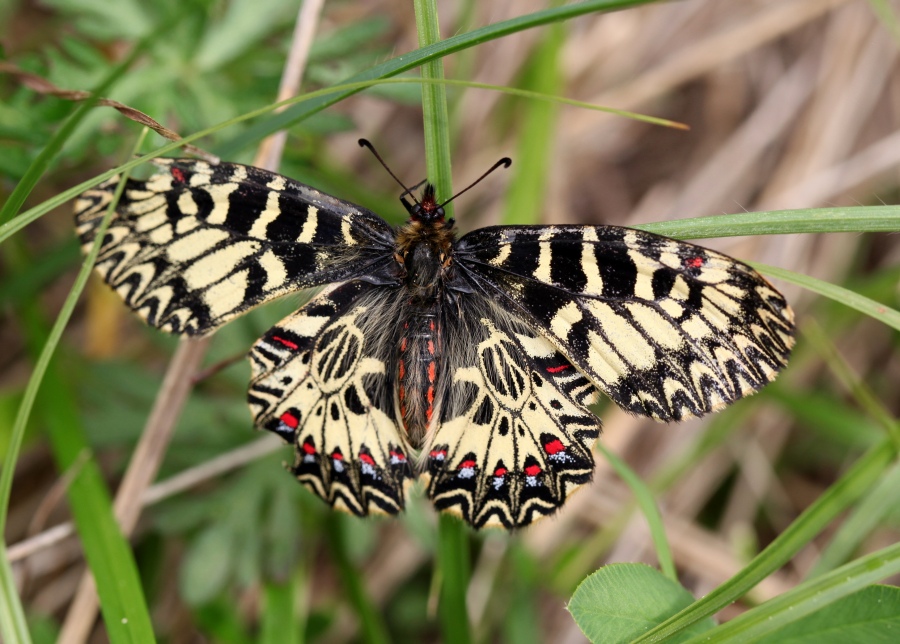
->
[407,184,446,224]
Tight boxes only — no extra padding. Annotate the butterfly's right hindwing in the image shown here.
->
[248,281,413,517]
[75,159,397,336]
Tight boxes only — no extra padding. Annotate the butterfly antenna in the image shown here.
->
[358,139,419,204]
[439,157,512,208]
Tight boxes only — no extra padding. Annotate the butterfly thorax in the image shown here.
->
[394,188,456,446]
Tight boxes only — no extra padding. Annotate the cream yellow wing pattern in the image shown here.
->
[424,302,600,529]
[248,281,413,516]
[454,225,795,422]
[75,159,395,336]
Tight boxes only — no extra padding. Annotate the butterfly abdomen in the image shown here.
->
[398,308,442,447]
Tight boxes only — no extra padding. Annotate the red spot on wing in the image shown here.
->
[544,439,566,455]
[546,365,570,373]
[279,412,299,429]
[493,467,507,477]
[524,464,542,477]
[390,449,407,463]
[301,441,316,455]
[686,256,704,268]
[359,452,375,465]
[430,449,446,459]
[459,459,477,470]
[331,451,344,461]
[171,167,186,183]
[271,335,299,350]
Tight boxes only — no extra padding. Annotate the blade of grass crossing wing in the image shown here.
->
[413,1,472,641]
[0,34,147,228]
[596,444,676,582]
[1,132,156,642]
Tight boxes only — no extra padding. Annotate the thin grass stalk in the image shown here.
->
[326,516,390,644]
[412,1,473,641]
[596,445,676,582]
[681,541,900,643]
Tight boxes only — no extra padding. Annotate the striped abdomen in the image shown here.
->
[398,308,441,447]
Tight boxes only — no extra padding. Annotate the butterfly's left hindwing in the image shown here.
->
[248,281,413,516]
[424,304,600,529]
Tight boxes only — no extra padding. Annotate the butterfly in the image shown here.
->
[74,142,794,529]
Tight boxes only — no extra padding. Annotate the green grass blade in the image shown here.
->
[681,541,900,644]
[637,205,900,238]
[0,542,31,644]
[326,516,389,644]
[807,462,900,578]
[216,0,659,157]
[631,439,897,642]
[415,0,453,217]
[437,514,471,644]
[500,14,564,226]
[751,263,900,335]
[1,131,156,642]
[412,1,472,640]
[596,444,676,581]
[260,577,302,644]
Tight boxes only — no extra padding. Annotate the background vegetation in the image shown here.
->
[2,0,899,642]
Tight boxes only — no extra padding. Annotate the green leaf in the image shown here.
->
[180,525,237,606]
[568,564,715,643]
[195,0,297,71]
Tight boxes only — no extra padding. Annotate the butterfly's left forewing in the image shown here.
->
[248,281,413,516]
[455,225,795,422]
